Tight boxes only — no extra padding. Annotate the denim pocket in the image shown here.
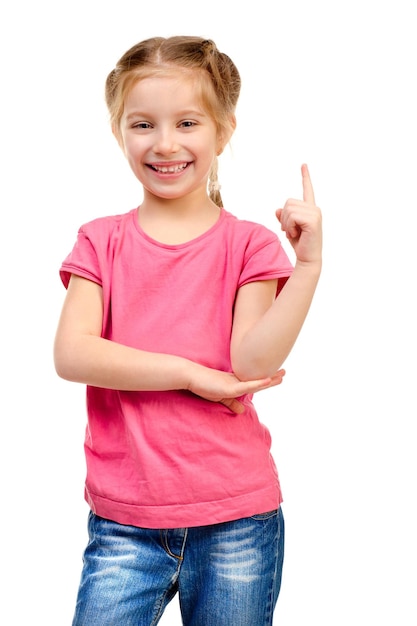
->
[250,508,278,520]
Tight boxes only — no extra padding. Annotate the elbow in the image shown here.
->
[231,357,278,382]
[53,340,79,382]
[54,354,74,382]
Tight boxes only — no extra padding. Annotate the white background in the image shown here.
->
[1,1,416,624]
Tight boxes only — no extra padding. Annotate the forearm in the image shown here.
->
[54,334,194,391]
[54,332,286,411]
[231,260,321,380]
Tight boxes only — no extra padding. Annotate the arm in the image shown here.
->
[53,274,285,411]
[230,164,322,380]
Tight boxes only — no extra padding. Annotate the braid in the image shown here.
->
[208,157,223,208]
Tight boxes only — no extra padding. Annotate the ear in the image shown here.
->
[217,115,236,156]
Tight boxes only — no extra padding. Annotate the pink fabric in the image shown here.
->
[60,208,293,528]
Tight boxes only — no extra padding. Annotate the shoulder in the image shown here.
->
[223,209,277,237]
[220,210,293,279]
[59,210,136,288]
[221,209,281,249]
[78,209,134,241]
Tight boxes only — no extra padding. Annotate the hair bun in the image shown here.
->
[201,39,215,54]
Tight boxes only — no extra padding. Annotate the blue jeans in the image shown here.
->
[72,508,285,626]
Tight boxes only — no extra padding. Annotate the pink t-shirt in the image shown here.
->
[60,207,293,528]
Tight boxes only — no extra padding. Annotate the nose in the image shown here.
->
[153,127,179,155]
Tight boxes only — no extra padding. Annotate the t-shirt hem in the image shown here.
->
[85,485,283,529]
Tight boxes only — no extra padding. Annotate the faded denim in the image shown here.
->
[72,508,284,626]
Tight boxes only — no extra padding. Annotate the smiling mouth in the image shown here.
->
[148,163,189,174]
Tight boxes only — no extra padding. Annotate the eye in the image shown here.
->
[178,120,197,128]
[132,121,152,130]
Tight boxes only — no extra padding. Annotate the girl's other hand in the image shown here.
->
[187,367,286,414]
[276,164,322,266]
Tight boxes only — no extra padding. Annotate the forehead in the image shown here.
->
[125,72,207,112]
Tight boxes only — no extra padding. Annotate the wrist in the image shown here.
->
[179,359,203,392]
[294,258,322,276]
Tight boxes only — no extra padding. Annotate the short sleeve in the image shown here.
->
[59,227,102,289]
[238,226,293,291]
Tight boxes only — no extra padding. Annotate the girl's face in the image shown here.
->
[118,74,222,201]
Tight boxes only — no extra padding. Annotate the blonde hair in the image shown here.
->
[105,36,241,207]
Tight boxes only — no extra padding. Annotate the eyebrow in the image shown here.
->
[125,108,207,122]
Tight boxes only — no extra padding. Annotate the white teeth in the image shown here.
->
[152,163,187,173]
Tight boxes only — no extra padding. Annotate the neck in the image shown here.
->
[137,190,221,245]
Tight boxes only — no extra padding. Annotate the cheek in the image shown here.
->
[123,137,143,162]
[121,141,144,175]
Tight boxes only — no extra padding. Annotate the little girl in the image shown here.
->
[54,36,322,626]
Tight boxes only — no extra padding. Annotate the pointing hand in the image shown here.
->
[276,164,322,265]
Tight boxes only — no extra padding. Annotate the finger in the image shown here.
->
[301,163,316,205]
[270,369,286,385]
[220,398,245,414]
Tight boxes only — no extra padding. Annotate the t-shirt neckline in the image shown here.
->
[130,206,226,249]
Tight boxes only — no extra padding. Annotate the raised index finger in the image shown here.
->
[302,163,316,204]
